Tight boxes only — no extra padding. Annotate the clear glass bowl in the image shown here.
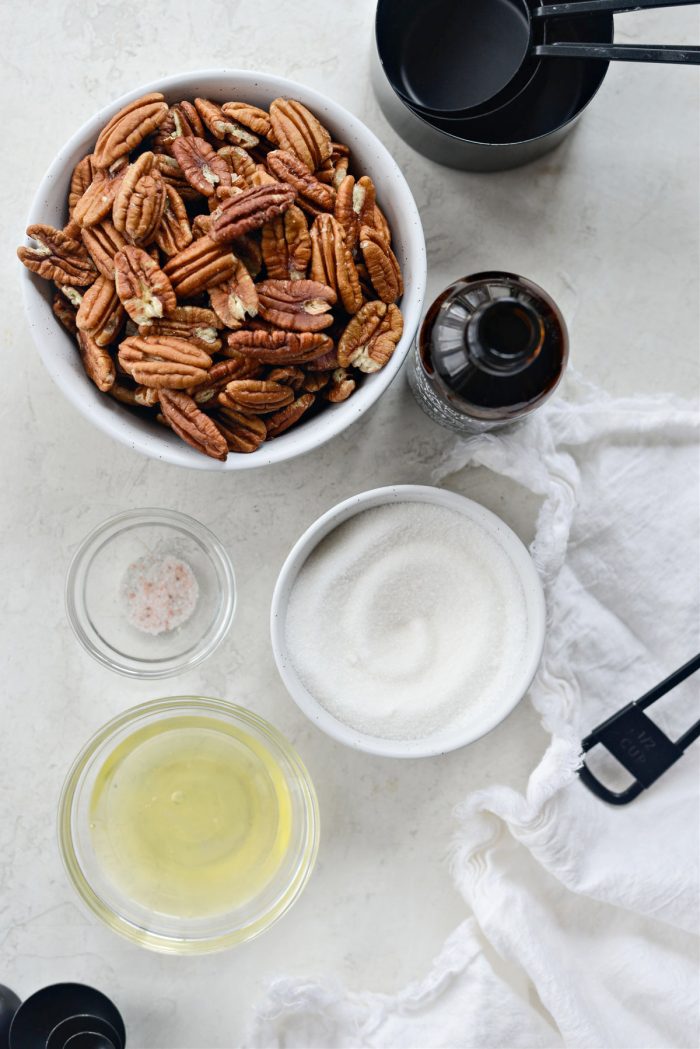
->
[58,697,320,954]
[65,509,235,678]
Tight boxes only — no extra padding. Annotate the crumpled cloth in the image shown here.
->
[247,375,700,1049]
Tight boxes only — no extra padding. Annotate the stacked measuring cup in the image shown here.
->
[372,0,700,170]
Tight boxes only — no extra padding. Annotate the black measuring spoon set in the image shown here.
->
[372,0,700,169]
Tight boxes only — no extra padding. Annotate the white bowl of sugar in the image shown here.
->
[270,485,546,758]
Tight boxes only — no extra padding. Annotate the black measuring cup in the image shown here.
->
[371,6,614,170]
[376,0,700,122]
[1,983,126,1049]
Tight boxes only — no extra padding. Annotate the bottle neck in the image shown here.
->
[466,297,545,376]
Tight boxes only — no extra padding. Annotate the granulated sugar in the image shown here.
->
[285,501,529,741]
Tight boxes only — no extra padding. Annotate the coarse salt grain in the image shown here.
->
[285,501,530,741]
[122,554,199,636]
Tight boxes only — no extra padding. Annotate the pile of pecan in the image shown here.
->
[18,92,404,460]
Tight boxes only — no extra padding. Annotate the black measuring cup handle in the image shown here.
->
[537,41,700,62]
[579,652,700,805]
[534,0,699,15]
[534,0,700,64]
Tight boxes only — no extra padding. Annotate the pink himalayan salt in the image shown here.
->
[121,554,199,636]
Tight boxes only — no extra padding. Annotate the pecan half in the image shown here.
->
[118,335,212,389]
[308,345,339,371]
[334,174,376,251]
[213,407,267,453]
[78,330,116,391]
[56,284,84,309]
[356,261,375,304]
[265,392,315,438]
[114,245,176,324]
[155,184,193,257]
[62,219,83,242]
[110,382,160,408]
[72,159,128,227]
[209,184,296,243]
[162,236,236,298]
[359,226,403,304]
[189,356,262,404]
[338,301,403,373]
[209,257,258,328]
[269,98,331,171]
[317,150,350,189]
[217,145,257,186]
[251,164,279,188]
[309,214,362,315]
[112,152,166,245]
[52,291,78,334]
[159,389,228,461]
[267,366,306,391]
[171,136,232,198]
[218,378,294,415]
[233,234,263,278]
[192,214,213,240]
[207,184,243,212]
[256,279,336,332]
[334,157,351,189]
[93,92,168,169]
[151,101,205,154]
[76,275,124,346]
[80,220,127,280]
[221,101,273,139]
[325,367,356,402]
[18,224,96,286]
[194,98,259,149]
[69,155,94,217]
[153,154,200,201]
[261,205,311,281]
[266,150,335,217]
[139,306,222,351]
[302,369,331,393]
[225,329,332,364]
[373,204,391,244]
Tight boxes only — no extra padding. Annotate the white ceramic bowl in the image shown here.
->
[19,70,427,471]
[270,485,546,758]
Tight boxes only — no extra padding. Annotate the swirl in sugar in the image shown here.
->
[285,502,529,741]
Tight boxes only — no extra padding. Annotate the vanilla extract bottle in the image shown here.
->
[408,272,569,434]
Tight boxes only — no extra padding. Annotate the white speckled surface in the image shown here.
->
[1,2,698,1046]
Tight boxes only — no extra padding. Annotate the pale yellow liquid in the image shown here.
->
[89,717,292,919]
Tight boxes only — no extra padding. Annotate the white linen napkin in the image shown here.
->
[247,375,700,1049]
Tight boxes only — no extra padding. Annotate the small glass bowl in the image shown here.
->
[58,697,320,954]
[65,509,235,678]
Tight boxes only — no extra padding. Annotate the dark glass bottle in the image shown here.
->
[408,271,568,434]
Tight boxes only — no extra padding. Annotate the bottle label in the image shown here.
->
[408,349,502,435]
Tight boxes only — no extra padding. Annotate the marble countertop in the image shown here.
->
[1,1,698,1045]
